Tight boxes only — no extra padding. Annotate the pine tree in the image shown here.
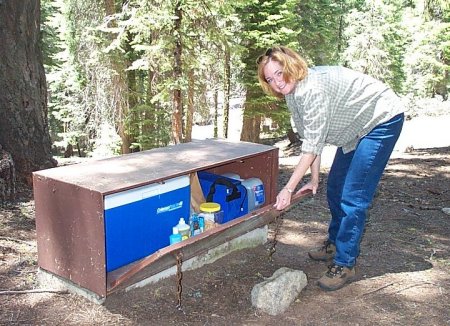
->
[342,0,407,92]
[237,0,299,143]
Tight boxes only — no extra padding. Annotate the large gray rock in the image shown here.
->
[251,267,308,316]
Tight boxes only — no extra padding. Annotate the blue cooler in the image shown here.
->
[104,175,190,272]
[197,171,248,223]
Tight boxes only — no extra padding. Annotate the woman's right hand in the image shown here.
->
[273,188,292,210]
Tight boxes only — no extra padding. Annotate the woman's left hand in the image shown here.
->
[299,180,319,195]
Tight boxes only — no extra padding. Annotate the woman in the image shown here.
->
[257,46,404,291]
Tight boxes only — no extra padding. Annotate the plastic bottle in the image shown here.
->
[198,216,204,232]
[190,214,202,237]
[176,217,190,240]
[169,227,182,244]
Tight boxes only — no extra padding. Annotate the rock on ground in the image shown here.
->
[251,267,308,316]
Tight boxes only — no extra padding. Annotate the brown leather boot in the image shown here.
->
[318,264,356,291]
[308,240,336,261]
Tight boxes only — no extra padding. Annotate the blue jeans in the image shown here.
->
[327,113,404,268]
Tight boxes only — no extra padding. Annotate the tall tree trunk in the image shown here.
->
[125,31,138,152]
[223,43,231,139]
[240,89,261,143]
[115,76,131,154]
[185,70,194,143]
[0,0,56,184]
[240,114,261,143]
[142,69,155,148]
[172,1,183,144]
[337,2,346,54]
[213,90,219,138]
[105,0,131,154]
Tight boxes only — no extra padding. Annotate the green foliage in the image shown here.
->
[402,2,449,98]
[98,0,244,147]
[90,123,122,158]
[404,20,449,98]
[43,0,123,156]
[342,0,407,93]
[237,0,300,136]
[40,0,61,68]
[43,0,86,151]
[295,0,346,65]
[40,0,449,154]
[128,103,172,150]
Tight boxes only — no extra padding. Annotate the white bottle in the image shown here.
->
[176,218,190,241]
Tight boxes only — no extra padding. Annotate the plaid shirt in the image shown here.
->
[285,66,405,155]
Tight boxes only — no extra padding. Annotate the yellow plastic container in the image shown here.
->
[199,202,223,230]
[200,202,221,213]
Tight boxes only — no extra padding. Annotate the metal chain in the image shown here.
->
[267,190,309,260]
[175,252,183,310]
[268,211,285,260]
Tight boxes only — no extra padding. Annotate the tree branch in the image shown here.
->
[0,289,68,295]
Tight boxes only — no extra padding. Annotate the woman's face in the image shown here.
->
[263,60,296,96]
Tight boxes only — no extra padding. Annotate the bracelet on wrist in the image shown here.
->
[283,187,294,194]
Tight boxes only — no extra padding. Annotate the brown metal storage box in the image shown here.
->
[33,139,279,298]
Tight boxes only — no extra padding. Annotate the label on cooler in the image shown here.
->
[253,184,265,206]
[156,201,184,214]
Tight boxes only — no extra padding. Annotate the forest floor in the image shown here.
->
[1,113,449,325]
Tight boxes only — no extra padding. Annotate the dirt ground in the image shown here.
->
[1,128,449,325]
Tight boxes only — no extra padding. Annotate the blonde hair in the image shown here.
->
[257,46,308,98]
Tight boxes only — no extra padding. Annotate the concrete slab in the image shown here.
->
[37,226,268,304]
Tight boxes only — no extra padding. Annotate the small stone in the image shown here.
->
[442,207,450,215]
[251,267,307,316]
